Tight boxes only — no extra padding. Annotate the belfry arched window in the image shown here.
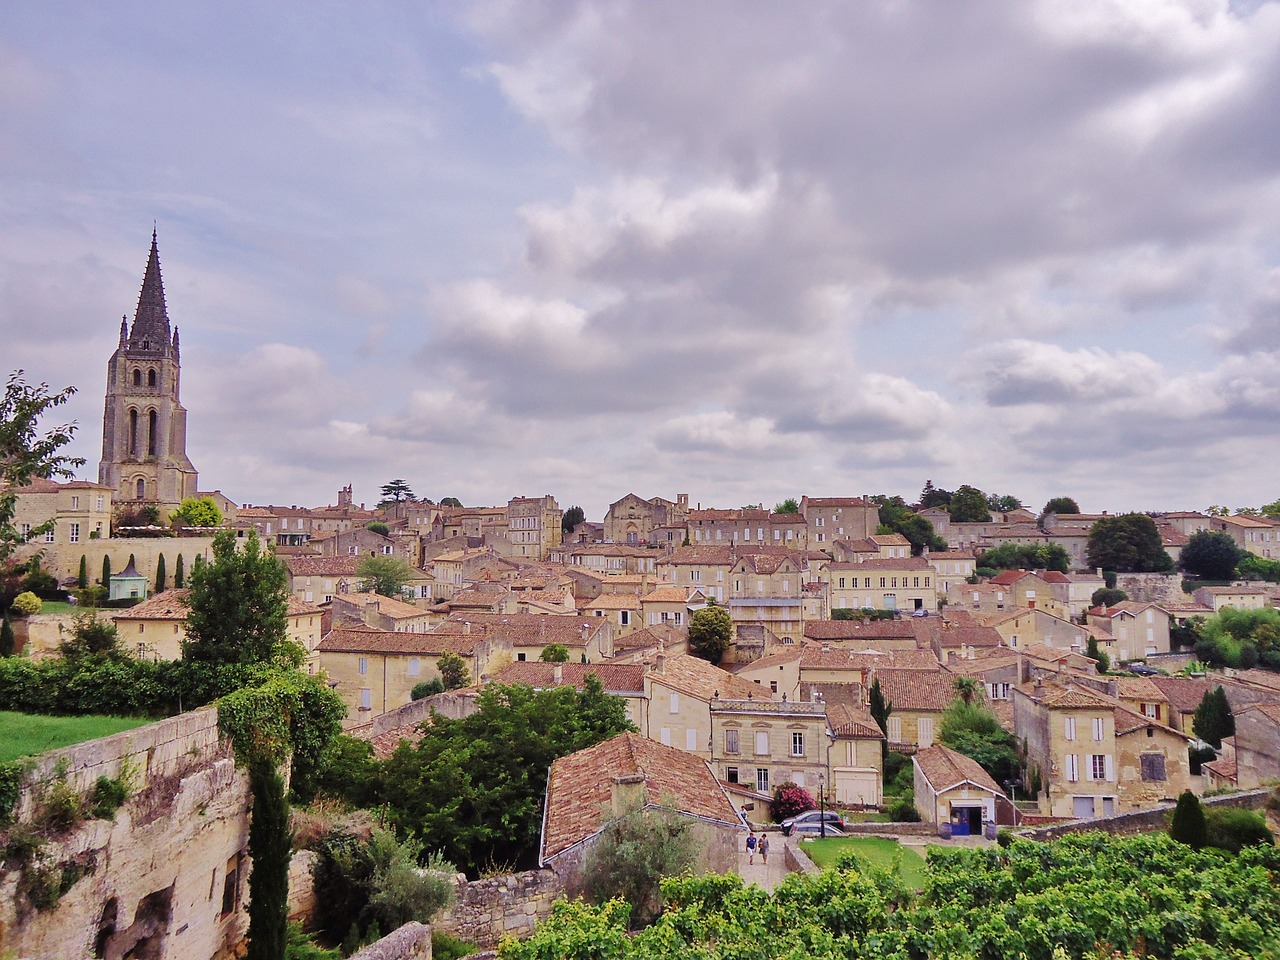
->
[148,369,157,387]
[136,478,146,500]
[133,369,142,386]
[147,410,158,456]
[128,409,138,456]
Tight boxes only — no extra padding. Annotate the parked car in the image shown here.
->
[791,822,846,837]
[780,810,846,835]
[1128,663,1158,676]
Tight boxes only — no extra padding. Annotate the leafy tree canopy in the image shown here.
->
[977,543,1070,573]
[871,495,945,554]
[562,505,586,533]
[540,643,570,663]
[439,497,463,508]
[1195,606,1280,671]
[437,650,470,690]
[1192,686,1234,748]
[918,480,952,509]
[0,371,84,564]
[938,698,1020,786]
[183,529,295,667]
[1179,530,1244,580]
[172,496,222,528]
[1041,496,1081,516]
[687,604,732,663]
[380,678,635,874]
[774,498,800,514]
[379,479,414,504]
[357,554,415,598]
[1091,587,1127,607]
[1086,513,1173,573]
[986,493,1023,513]
[948,485,992,523]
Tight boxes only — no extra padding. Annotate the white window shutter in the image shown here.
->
[1104,755,1114,781]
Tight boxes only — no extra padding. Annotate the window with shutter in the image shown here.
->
[1140,754,1167,781]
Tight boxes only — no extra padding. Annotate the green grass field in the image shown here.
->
[0,711,152,763]
[800,836,929,889]
[23,600,77,616]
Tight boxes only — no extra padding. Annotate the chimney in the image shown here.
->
[655,650,667,674]
[1033,676,1045,697]
[463,621,471,635]
[821,641,831,653]
[553,663,563,684]
[611,773,645,818]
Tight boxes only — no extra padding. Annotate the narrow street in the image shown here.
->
[735,833,791,892]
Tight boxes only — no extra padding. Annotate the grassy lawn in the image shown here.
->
[800,836,929,889]
[27,600,77,615]
[0,711,152,763]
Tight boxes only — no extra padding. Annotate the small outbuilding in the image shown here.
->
[913,744,1014,835]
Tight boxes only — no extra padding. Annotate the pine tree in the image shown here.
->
[0,612,14,657]
[245,759,292,960]
[174,554,185,588]
[1170,790,1208,849]
[78,555,88,590]
[101,554,112,588]
[155,554,167,593]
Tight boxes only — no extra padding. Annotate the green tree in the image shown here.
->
[1086,635,1110,673]
[540,643,570,663]
[59,612,122,659]
[1169,790,1208,850]
[687,604,732,664]
[380,479,414,504]
[357,554,415,598]
[1091,587,1127,607]
[184,530,293,666]
[0,612,13,657]
[437,651,470,690]
[952,675,983,706]
[174,554,184,589]
[576,804,697,930]
[440,497,463,508]
[562,505,586,533]
[938,699,1020,786]
[171,496,222,528]
[986,493,1023,513]
[245,759,292,960]
[977,543,1070,573]
[380,678,634,874]
[1179,530,1244,580]
[872,495,946,554]
[154,553,166,592]
[1087,513,1173,573]
[1192,686,1234,748]
[0,372,84,564]
[868,678,892,758]
[101,554,112,589]
[10,591,41,616]
[1195,607,1280,670]
[918,480,952,509]
[411,678,445,700]
[1262,499,1280,520]
[78,555,88,590]
[313,828,456,950]
[1041,496,1081,516]
[948,485,992,523]
[365,521,390,536]
[774,498,800,514]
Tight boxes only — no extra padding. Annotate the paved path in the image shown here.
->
[735,834,790,891]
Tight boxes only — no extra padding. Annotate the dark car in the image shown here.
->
[780,810,846,835]
[1128,664,1159,676]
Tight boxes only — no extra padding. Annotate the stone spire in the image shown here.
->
[128,228,171,348]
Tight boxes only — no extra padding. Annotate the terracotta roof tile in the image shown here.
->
[113,588,190,621]
[826,703,885,739]
[492,662,646,694]
[914,744,1003,794]
[286,556,361,577]
[542,732,743,861]
[653,654,763,701]
[871,667,956,711]
[317,627,481,656]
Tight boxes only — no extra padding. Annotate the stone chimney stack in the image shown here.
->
[611,773,645,818]
[553,663,563,685]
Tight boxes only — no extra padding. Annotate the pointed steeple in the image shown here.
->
[128,228,171,349]
[172,326,180,360]
[119,315,128,342]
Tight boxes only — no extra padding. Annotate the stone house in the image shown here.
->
[1192,585,1272,613]
[490,661,649,729]
[657,544,736,603]
[431,612,615,663]
[285,555,360,604]
[710,696,830,794]
[826,702,886,807]
[317,626,509,723]
[925,549,977,595]
[1085,602,1172,661]
[581,593,644,640]
[1233,702,1280,788]
[913,744,1013,833]
[986,570,1069,617]
[505,495,562,561]
[643,652,765,760]
[638,585,707,628]
[318,526,415,565]
[602,492,689,546]
[1208,514,1280,559]
[798,496,880,548]
[331,592,434,633]
[871,667,956,750]
[727,553,807,643]
[825,557,938,614]
[978,607,1087,653]
[9,478,115,562]
[1112,704,1195,810]
[539,732,745,879]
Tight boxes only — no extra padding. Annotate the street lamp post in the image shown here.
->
[1003,777,1023,826]
[818,771,827,838]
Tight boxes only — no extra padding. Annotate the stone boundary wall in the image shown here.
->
[434,869,563,949]
[1115,573,1185,605]
[1015,789,1272,842]
[348,921,432,960]
[785,837,818,875]
[348,690,479,741]
[840,821,936,837]
[11,705,227,822]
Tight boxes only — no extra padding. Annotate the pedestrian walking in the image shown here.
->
[746,831,758,864]
[759,832,770,865]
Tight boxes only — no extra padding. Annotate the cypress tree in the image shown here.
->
[1194,686,1234,748]
[869,678,892,758]
[245,759,292,960]
[0,612,14,657]
[175,554,185,588]
[101,554,112,589]
[78,555,88,590]
[155,554,167,593]
[1170,790,1208,849]
[1215,686,1235,739]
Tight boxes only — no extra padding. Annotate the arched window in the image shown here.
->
[133,369,142,386]
[147,410,158,456]
[148,369,157,387]
[136,478,146,500]
[128,409,138,456]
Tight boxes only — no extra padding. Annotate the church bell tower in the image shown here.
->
[98,229,199,507]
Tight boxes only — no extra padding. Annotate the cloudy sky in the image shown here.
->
[3,1,1279,519]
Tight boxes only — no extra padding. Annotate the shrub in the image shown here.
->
[90,774,131,820]
[11,591,42,617]
[432,930,477,960]
[411,678,445,700]
[1205,808,1274,854]
[770,782,815,822]
[1170,791,1208,850]
[887,795,921,822]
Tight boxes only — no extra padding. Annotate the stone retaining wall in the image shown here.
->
[1015,789,1272,842]
[349,921,432,960]
[840,821,936,837]
[433,869,563,949]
